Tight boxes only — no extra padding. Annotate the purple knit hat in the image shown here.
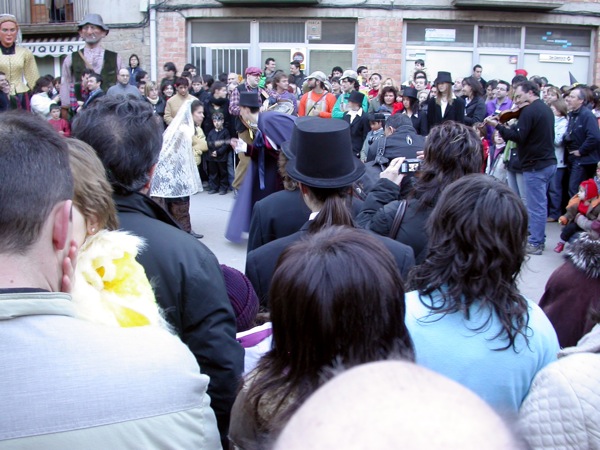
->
[220,265,259,332]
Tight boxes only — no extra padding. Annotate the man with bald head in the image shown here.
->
[275,361,524,450]
[106,68,142,98]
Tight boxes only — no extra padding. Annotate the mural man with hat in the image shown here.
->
[244,117,415,307]
[298,71,336,118]
[60,14,122,115]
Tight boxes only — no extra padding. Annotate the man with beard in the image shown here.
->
[60,14,122,116]
[298,71,336,118]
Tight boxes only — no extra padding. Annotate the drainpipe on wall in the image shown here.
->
[149,0,157,82]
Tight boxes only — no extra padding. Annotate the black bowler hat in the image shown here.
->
[284,117,365,188]
[348,90,365,105]
[434,71,453,85]
[402,87,418,99]
[239,92,262,108]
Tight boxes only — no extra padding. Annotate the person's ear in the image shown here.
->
[86,214,101,236]
[52,200,72,252]
[141,163,157,194]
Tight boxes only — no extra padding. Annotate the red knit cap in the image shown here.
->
[580,179,599,200]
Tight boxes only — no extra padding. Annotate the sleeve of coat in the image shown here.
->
[23,48,41,92]
[354,178,402,237]
[518,361,588,450]
[163,99,174,125]
[578,112,600,157]
[331,94,345,119]
[247,202,266,253]
[453,97,466,124]
[245,250,269,308]
[180,248,244,442]
[464,98,486,126]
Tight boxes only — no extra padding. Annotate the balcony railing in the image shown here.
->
[0,0,89,28]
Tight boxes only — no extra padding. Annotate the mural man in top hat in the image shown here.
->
[60,14,122,116]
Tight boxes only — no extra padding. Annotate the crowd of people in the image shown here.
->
[2,10,600,450]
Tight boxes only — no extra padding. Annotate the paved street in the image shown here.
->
[190,189,565,304]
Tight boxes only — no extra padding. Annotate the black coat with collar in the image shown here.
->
[343,110,371,158]
[425,95,465,134]
[463,95,487,126]
[114,191,243,442]
[247,189,312,253]
[247,190,366,254]
[246,222,415,308]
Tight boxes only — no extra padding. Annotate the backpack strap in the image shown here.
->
[388,199,408,240]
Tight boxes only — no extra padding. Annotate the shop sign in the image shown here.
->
[539,54,574,63]
[306,20,321,40]
[23,41,85,57]
[425,28,456,42]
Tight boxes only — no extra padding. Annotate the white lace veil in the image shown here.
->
[150,99,202,198]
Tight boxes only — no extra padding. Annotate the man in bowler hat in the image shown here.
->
[245,117,415,307]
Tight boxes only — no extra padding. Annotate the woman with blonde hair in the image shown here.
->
[66,138,169,329]
[426,71,465,133]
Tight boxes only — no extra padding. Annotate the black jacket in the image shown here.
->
[426,96,465,134]
[355,178,432,264]
[246,221,415,308]
[207,128,231,163]
[247,189,312,253]
[343,110,371,158]
[366,124,426,163]
[497,99,556,171]
[564,106,600,166]
[463,96,486,126]
[114,192,243,442]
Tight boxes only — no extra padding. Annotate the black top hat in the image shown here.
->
[239,91,262,109]
[402,87,419,99]
[348,90,365,105]
[284,117,365,188]
[434,71,453,85]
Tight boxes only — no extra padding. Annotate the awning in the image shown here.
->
[21,36,84,57]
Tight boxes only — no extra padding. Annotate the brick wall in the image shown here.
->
[356,17,404,85]
[103,28,150,75]
[157,12,187,78]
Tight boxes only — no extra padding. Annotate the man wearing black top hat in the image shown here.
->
[245,117,415,307]
[226,92,296,243]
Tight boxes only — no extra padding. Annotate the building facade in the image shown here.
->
[7,0,600,88]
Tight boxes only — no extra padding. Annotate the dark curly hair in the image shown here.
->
[408,173,530,351]
[411,121,482,211]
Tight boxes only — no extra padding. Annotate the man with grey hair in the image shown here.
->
[0,111,220,448]
[60,13,122,115]
[564,86,600,196]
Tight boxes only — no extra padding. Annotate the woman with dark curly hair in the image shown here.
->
[406,174,559,415]
[230,226,415,449]
[356,121,483,263]
[371,85,402,115]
